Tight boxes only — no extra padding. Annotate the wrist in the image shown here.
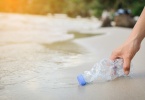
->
[124,36,141,53]
[128,32,143,45]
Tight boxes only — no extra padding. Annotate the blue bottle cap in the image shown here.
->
[77,74,86,86]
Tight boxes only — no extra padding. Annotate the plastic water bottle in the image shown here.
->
[77,58,132,86]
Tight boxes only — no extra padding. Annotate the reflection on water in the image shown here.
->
[43,41,85,54]
[68,31,101,38]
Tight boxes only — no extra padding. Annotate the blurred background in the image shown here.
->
[0,0,144,17]
[0,0,145,27]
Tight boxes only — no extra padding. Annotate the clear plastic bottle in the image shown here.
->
[77,58,132,86]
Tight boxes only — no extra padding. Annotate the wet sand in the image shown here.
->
[0,13,145,100]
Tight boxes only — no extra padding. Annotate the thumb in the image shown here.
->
[110,53,120,61]
[110,50,121,61]
[110,55,116,61]
[123,58,131,75]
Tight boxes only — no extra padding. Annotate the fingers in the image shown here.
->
[110,49,131,75]
[110,55,116,60]
[123,58,131,75]
[110,51,120,60]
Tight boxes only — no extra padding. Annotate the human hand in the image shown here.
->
[110,39,140,75]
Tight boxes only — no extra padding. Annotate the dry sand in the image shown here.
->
[73,27,145,100]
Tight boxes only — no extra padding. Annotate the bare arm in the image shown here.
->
[129,7,145,44]
[110,7,145,75]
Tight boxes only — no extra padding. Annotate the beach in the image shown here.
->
[0,13,145,100]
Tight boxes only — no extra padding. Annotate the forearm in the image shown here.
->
[128,7,145,44]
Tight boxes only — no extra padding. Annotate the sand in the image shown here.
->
[0,13,145,100]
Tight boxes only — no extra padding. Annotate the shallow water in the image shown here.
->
[0,36,93,87]
[0,13,102,100]
[0,34,97,100]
